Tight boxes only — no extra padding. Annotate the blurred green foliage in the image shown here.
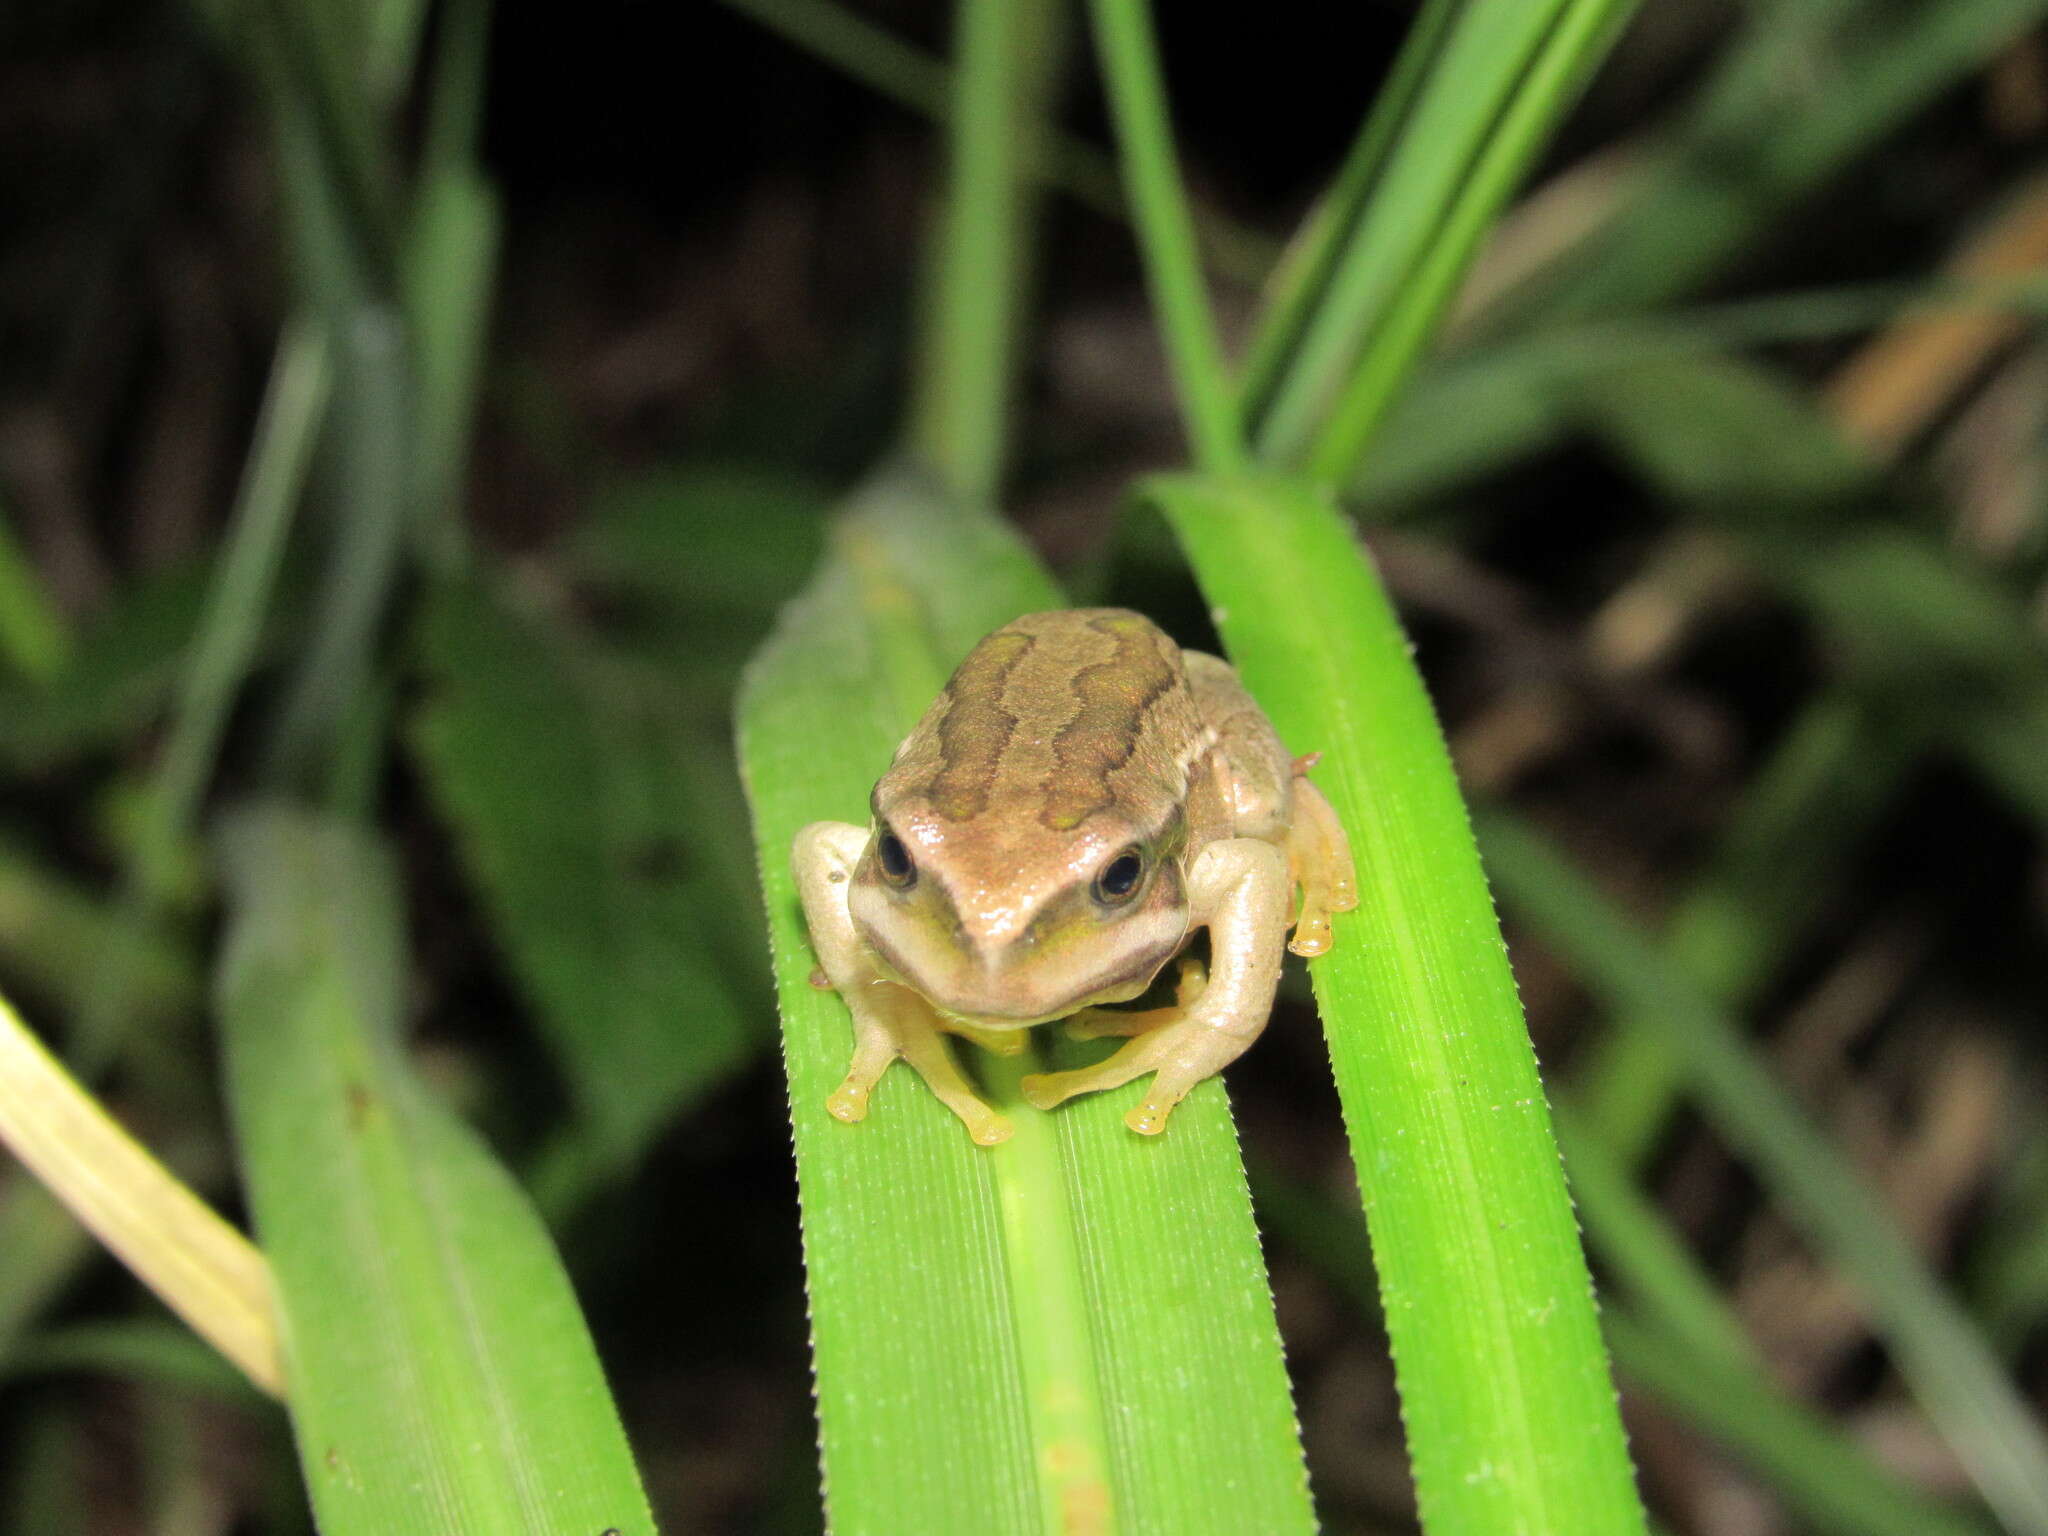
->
[0,0,2044,1531]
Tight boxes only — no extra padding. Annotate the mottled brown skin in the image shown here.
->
[792,608,1356,1144]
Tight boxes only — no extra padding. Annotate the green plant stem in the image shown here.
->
[148,318,333,903]
[909,0,1059,502]
[715,0,1277,286]
[1306,0,1641,481]
[977,1049,1115,1532]
[1479,811,2048,1536]
[1084,0,1245,474]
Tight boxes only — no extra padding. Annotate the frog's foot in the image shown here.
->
[824,986,1012,1145]
[824,1018,897,1126]
[1065,956,1208,1039]
[1286,777,1359,957]
[896,1005,1013,1146]
[943,1018,1030,1057]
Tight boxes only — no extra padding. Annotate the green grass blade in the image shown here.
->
[409,581,755,1201]
[403,168,498,576]
[72,319,331,1071]
[736,469,1314,1536]
[1535,0,2048,320]
[4,1318,262,1402]
[1550,1106,1754,1368]
[1084,0,1243,474]
[1303,0,1641,482]
[214,804,654,1535]
[1477,811,2048,1536]
[1148,472,1645,1534]
[0,1183,93,1365]
[0,841,199,1026]
[1234,0,1463,433]
[1253,0,1571,467]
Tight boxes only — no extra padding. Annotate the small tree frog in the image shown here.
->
[791,608,1356,1145]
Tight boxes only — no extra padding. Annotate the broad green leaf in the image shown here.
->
[0,562,214,771]
[736,469,1314,1536]
[410,581,755,1193]
[214,805,654,1535]
[569,464,829,620]
[1148,471,1646,1535]
[1570,351,1877,512]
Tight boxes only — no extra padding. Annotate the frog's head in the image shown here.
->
[847,792,1191,1027]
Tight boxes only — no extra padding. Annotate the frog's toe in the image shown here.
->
[1288,912,1334,957]
[825,1082,872,1124]
[965,1111,1015,1146]
[1124,1088,1187,1136]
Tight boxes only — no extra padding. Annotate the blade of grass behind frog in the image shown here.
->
[1476,810,2048,1535]
[409,580,755,1210]
[736,468,1314,1536]
[214,804,655,1536]
[0,498,70,684]
[1148,471,1646,1534]
[1527,0,2048,323]
[1574,693,1909,1167]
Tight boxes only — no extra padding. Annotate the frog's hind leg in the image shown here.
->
[1286,776,1358,957]
[1065,955,1208,1039]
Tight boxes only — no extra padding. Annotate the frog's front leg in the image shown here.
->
[1020,839,1291,1135]
[791,822,1014,1146]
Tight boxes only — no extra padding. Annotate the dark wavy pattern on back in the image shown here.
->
[1041,613,1176,832]
[929,628,1034,821]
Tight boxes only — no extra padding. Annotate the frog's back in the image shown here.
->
[878,608,1206,839]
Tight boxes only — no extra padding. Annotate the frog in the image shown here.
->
[791,607,1357,1145]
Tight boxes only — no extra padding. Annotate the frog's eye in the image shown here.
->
[1093,848,1146,906]
[875,828,917,889]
